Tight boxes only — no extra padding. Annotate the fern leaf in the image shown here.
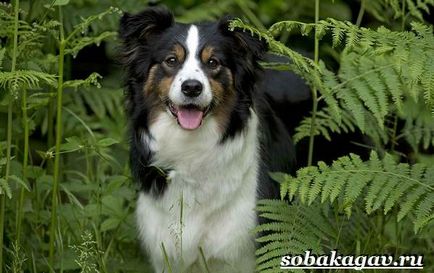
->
[65,7,121,42]
[0,178,11,199]
[383,180,414,215]
[343,167,371,216]
[421,61,434,111]
[0,70,56,96]
[332,26,344,47]
[66,31,116,57]
[298,167,317,204]
[402,100,434,150]
[414,192,434,232]
[365,152,387,213]
[379,64,403,112]
[293,108,354,144]
[407,0,425,21]
[281,152,434,231]
[63,72,102,90]
[256,200,330,272]
[398,187,427,222]
[308,162,328,205]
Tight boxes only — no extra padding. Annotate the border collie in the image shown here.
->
[119,7,295,273]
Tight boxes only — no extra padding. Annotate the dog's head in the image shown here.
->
[119,7,266,137]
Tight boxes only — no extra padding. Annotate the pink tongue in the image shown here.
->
[177,108,204,130]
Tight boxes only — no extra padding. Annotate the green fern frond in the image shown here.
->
[229,19,318,73]
[66,31,117,57]
[293,108,355,144]
[0,70,56,97]
[274,151,434,232]
[411,21,434,37]
[406,0,433,21]
[232,18,434,137]
[0,7,59,59]
[400,100,434,150]
[364,0,434,23]
[63,72,102,90]
[65,7,121,42]
[255,200,334,272]
[0,178,11,199]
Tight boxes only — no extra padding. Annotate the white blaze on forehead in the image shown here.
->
[185,25,199,59]
[168,25,212,108]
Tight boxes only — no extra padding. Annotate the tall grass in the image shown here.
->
[1,1,20,272]
[48,5,66,266]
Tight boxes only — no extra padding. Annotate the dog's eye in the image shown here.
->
[165,56,178,67]
[207,58,220,70]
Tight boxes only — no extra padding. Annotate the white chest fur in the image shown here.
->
[136,110,260,273]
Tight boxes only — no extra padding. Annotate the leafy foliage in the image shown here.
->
[231,18,434,136]
[255,200,335,272]
[293,107,355,144]
[0,70,56,94]
[274,151,434,232]
[229,1,434,272]
[365,0,434,23]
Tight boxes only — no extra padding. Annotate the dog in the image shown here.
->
[119,6,296,273]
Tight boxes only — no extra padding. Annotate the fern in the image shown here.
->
[63,7,121,57]
[63,72,102,90]
[231,17,434,146]
[64,6,121,41]
[293,107,355,144]
[274,151,434,232]
[229,18,318,73]
[0,70,56,97]
[255,200,335,272]
[0,7,60,60]
[65,31,117,58]
[255,199,400,273]
[400,100,434,150]
[365,0,434,22]
[0,178,11,199]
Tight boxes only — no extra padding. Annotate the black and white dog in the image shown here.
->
[119,7,295,273]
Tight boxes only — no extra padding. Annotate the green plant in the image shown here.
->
[71,231,101,273]
[229,1,434,272]
[0,1,136,272]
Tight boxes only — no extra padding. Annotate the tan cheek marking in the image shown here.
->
[147,76,174,125]
[157,76,175,98]
[144,65,158,96]
[209,78,225,103]
[174,44,185,63]
[143,65,175,125]
[201,46,214,63]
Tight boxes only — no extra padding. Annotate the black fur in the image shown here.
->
[119,6,295,198]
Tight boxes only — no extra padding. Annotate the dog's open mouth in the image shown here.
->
[168,102,210,130]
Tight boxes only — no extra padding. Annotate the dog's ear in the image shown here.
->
[218,16,267,59]
[119,7,174,43]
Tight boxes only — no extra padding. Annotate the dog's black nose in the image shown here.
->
[181,80,203,97]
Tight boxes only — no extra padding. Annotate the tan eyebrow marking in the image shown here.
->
[201,46,214,62]
[173,43,185,62]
